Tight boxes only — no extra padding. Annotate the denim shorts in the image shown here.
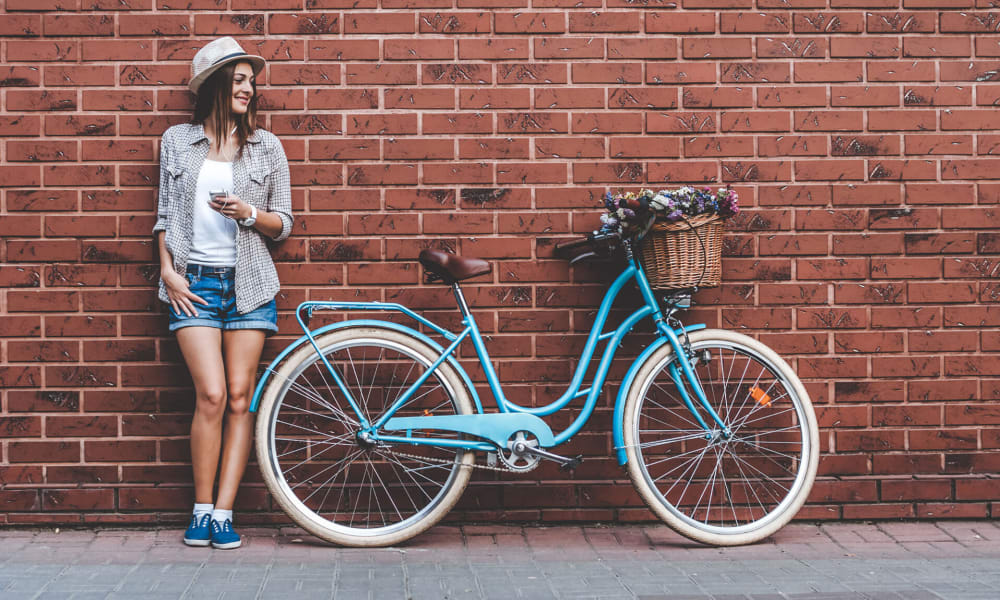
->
[168,264,278,335]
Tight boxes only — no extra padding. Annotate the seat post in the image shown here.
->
[451,283,472,318]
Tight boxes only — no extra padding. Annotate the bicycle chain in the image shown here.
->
[378,446,517,473]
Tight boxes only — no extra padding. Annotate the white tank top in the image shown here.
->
[189,159,237,267]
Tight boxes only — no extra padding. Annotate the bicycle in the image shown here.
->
[249,229,819,547]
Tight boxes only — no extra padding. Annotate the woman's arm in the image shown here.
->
[157,229,207,316]
[153,133,170,235]
[154,131,207,316]
[264,138,293,241]
[222,138,293,240]
[234,203,284,240]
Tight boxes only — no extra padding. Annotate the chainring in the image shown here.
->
[499,430,541,472]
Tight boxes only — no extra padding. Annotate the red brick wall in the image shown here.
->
[2,3,999,526]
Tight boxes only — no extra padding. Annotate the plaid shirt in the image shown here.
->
[153,123,293,314]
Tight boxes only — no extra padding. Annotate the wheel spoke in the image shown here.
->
[275,436,353,459]
[305,361,362,429]
[383,455,421,516]
[276,400,356,428]
[726,448,790,502]
[734,403,794,429]
[299,448,364,497]
[637,431,708,450]
[645,444,713,473]
[644,391,704,431]
[275,417,347,439]
[313,448,361,515]
[725,445,772,520]
[265,366,359,428]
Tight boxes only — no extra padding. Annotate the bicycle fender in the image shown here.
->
[612,324,706,465]
[249,320,482,414]
[383,413,556,448]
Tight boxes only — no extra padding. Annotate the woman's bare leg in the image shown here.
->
[175,326,227,505]
[214,329,267,511]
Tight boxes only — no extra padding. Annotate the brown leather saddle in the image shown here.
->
[418,249,491,284]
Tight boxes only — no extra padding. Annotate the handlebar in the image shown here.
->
[554,229,622,261]
[553,237,591,258]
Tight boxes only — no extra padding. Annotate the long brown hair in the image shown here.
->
[192,61,259,160]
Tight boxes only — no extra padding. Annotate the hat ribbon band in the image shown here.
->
[212,51,248,65]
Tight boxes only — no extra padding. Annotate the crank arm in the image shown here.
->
[516,443,583,471]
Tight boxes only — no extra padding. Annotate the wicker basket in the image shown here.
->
[637,214,725,289]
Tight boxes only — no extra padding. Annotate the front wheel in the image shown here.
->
[623,329,819,546]
[255,327,474,547]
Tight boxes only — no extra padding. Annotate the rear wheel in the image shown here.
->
[623,329,818,546]
[255,327,474,547]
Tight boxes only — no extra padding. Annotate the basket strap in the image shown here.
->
[678,214,709,290]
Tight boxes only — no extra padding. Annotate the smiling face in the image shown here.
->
[231,61,256,116]
[192,59,259,152]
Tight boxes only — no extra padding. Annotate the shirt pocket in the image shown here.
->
[247,167,270,208]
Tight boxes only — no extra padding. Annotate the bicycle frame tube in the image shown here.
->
[457,262,669,444]
[291,301,468,428]
[484,266,648,417]
[371,326,471,430]
[249,318,483,414]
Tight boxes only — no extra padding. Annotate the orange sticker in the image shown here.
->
[423,409,433,416]
[750,386,772,407]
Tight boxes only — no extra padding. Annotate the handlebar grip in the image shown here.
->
[554,237,592,258]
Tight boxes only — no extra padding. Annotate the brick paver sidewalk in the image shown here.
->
[1,521,999,599]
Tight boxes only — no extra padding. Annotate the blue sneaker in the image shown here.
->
[183,513,212,547]
[211,519,242,549]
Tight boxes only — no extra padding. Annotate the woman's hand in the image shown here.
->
[209,193,252,221]
[163,269,208,317]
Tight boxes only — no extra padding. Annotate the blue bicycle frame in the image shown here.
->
[250,252,730,466]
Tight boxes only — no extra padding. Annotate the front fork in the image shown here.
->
[627,238,731,442]
[658,312,732,441]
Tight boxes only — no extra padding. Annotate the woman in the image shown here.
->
[153,37,293,549]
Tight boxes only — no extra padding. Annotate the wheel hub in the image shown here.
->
[707,429,732,445]
[355,430,377,450]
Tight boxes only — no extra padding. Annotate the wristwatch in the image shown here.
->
[240,205,257,227]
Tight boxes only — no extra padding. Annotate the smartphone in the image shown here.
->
[208,189,230,215]
[209,189,229,204]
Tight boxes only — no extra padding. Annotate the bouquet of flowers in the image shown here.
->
[600,186,739,238]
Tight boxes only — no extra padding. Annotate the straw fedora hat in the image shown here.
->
[188,37,266,95]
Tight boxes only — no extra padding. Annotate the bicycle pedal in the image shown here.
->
[559,455,584,472]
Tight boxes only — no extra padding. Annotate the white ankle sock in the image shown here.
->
[193,503,213,519]
[212,509,233,524]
